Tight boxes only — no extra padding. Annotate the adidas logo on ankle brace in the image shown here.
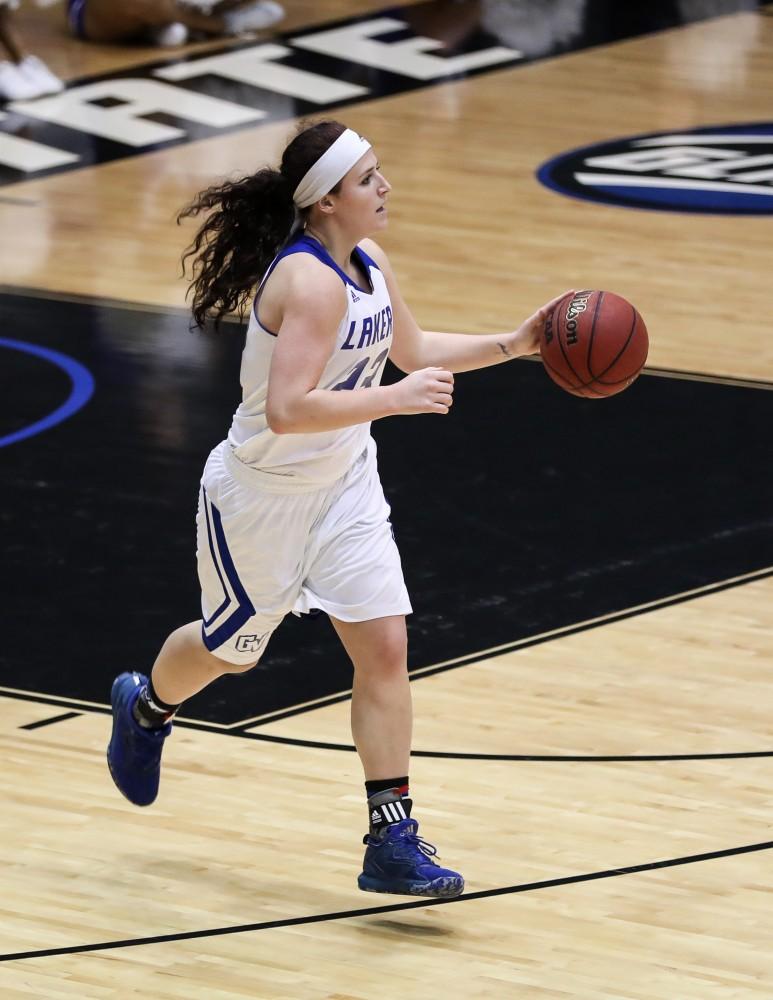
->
[369,797,412,828]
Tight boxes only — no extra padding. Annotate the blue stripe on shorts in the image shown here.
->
[200,488,256,651]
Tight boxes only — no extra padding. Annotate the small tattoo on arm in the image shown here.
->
[497,341,514,359]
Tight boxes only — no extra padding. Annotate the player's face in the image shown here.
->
[336,150,391,233]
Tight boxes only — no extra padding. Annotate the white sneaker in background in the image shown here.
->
[17,55,65,97]
[0,61,42,101]
[150,22,190,46]
[222,0,284,34]
[177,0,216,12]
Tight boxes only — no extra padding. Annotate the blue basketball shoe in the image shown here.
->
[358,818,465,897]
[107,672,171,806]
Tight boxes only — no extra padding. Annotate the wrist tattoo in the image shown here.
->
[497,341,515,360]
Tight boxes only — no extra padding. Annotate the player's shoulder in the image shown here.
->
[260,250,346,333]
[358,238,391,270]
[359,239,399,291]
[272,249,346,303]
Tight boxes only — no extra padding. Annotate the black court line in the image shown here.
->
[234,565,773,729]
[20,711,82,731]
[391,567,773,688]
[3,287,772,393]
[192,729,773,764]
[641,366,773,391]
[2,690,111,715]
[0,284,195,317]
[3,837,772,963]
[7,688,773,761]
[6,566,773,758]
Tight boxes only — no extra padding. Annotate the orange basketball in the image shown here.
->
[540,290,649,398]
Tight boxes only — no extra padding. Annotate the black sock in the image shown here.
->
[366,777,411,837]
[133,677,179,729]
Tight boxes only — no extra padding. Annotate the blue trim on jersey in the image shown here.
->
[201,489,256,651]
[251,305,278,336]
[286,235,376,294]
[354,244,379,280]
[251,233,380,328]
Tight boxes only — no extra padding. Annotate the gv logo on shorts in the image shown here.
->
[536,123,773,215]
[235,633,266,653]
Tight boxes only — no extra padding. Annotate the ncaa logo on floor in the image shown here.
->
[537,123,773,215]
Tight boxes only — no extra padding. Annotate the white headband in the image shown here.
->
[292,129,372,209]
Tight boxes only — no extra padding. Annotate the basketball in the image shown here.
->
[540,290,649,398]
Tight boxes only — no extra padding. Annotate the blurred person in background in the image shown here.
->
[0,0,64,100]
[66,0,285,48]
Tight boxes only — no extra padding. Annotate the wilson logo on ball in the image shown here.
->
[539,290,649,399]
[537,123,773,215]
[565,291,592,345]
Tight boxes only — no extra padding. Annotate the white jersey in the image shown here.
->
[227,234,393,490]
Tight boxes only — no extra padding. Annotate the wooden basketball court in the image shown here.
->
[2,2,773,996]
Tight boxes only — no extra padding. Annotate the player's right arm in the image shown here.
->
[264,256,453,434]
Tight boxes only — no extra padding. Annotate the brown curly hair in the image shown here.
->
[179,119,347,329]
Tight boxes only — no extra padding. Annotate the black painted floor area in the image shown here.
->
[1,292,772,724]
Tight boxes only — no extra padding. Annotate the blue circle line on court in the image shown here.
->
[0,337,95,448]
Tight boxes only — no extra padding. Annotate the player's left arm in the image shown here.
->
[361,239,570,374]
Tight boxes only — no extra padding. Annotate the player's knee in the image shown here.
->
[369,633,408,678]
[387,623,408,661]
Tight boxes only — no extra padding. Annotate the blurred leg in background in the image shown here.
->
[0,0,64,100]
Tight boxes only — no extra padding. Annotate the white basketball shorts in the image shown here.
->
[196,438,412,665]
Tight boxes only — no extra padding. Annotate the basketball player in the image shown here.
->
[65,0,284,47]
[107,118,568,897]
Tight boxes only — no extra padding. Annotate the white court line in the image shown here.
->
[574,172,773,197]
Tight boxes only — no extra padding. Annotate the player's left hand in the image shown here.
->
[510,291,574,356]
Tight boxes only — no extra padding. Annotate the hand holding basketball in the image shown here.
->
[510,291,577,356]
[540,290,649,398]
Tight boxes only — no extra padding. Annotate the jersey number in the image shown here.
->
[332,349,389,392]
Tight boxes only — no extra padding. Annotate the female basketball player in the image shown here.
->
[107,118,568,898]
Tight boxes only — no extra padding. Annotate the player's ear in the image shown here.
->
[319,195,335,215]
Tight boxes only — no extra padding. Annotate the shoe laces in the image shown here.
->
[403,831,439,861]
[364,820,442,864]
